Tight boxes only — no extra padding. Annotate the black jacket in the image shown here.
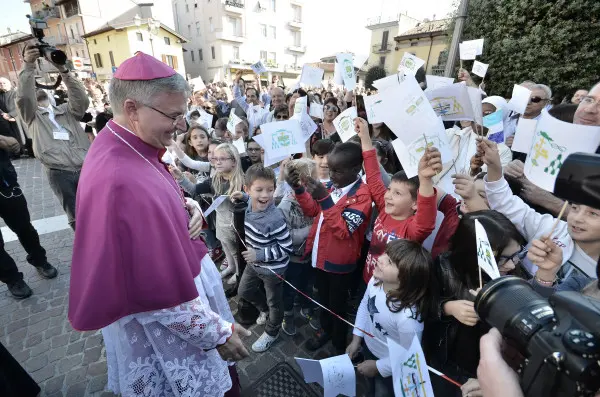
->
[422,253,489,377]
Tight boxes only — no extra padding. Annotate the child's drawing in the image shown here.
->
[430,96,465,117]
[399,352,430,397]
[271,128,298,150]
[528,130,566,175]
[405,96,425,116]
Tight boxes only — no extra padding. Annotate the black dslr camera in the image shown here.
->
[475,153,600,397]
[27,15,67,66]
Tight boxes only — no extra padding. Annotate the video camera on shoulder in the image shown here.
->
[475,153,600,397]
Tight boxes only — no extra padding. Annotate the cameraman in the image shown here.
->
[15,45,90,230]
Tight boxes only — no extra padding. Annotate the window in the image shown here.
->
[199,49,203,61]
[293,55,298,66]
[381,30,389,49]
[109,51,115,67]
[70,27,75,39]
[410,41,418,47]
[196,22,201,36]
[209,17,214,32]
[260,24,267,38]
[379,56,386,66]
[292,30,301,46]
[191,50,195,62]
[194,2,198,8]
[136,32,143,41]
[268,52,276,63]
[185,4,189,12]
[75,50,79,57]
[164,37,171,45]
[270,0,276,11]
[188,24,191,36]
[269,26,276,39]
[93,53,103,68]
[227,17,241,36]
[93,39,97,44]
[162,55,178,69]
[233,46,240,60]
[260,50,267,60]
[211,46,215,59]
[292,5,301,22]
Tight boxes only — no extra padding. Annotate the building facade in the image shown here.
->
[173,0,306,85]
[0,31,32,84]
[83,19,187,81]
[393,19,450,76]
[365,13,419,75]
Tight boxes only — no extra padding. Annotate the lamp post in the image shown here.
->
[133,15,160,57]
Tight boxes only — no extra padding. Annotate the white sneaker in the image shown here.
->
[251,331,278,353]
[220,266,235,279]
[256,311,268,325]
[226,274,238,285]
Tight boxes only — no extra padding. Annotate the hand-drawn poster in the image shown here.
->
[426,83,475,122]
[475,219,501,280]
[398,52,426,76]
[300,65,325,87]
[227,111,243,133]
[251,60,267,74]
[524,112,600,192]
[252,133,289,167]
[388,335,435,397]
[472,61,489,78]
[363,93,385,124]
[373,73,406,93]
[336,53,356,90]
[309,102,324,119]
[291,110,318,141]
[295,354,356,397]
[333,106,358,143]
[259,120,306,161]
[425,75,454,92]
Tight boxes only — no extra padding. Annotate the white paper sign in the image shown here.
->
[291,111,318,141]
[391,117,452,178]
[213,69,221,83]
[193,110,213,130]
[332,106,358,142]
[507,84,532,115]
[467,86,483,126]
[363,93,385,124]
[309,102,324,119]
[333,61,344,85]
[252,133,289,167]
[336,53,356,90]
[379,76,440,145]
[189,75,206,91]
[475,219,501,280]
[426,83,475,122]
[227,111,243,133]
[398,52,426,76]
[300,65,325,87]
[469,38,485,55]
[295,354,356,397]
[353,53,369,69]
[293,95,307,115]
[232,137,246,154]
[426,75,454,91]
[373,73,406,93]
[511,118,538,153]
[251,60,267,74]
[472,61,489,78]
[524,112,600,192]
[258,119,306,160]
[203,195,228,217]
[459,42,477,60]
[388,335,435,397]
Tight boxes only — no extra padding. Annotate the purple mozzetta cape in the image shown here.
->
[68,120,208,331]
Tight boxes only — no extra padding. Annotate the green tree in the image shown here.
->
[461,0,600,102]
[365,66,387,90]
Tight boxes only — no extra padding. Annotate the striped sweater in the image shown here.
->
[244,200,293,275]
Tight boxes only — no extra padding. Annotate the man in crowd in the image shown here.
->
[0,77,26,152]
[0,122,57,299]
[233,71,268,136]
[266,86,285,122]
[505,83,552,145]
[571,89,589,105]
[69,52,249,396]
[15,45,90,230]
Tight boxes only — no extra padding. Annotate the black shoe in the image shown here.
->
[35,263,58,279]
[306,329,331,351]
[7,280,33,299]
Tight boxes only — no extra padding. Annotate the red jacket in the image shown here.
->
[431,193,461,259]
[295,180,372,274]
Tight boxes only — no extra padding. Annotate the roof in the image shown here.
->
[0,31,33,48]
[82,20,188,43]
[394,19,450,41]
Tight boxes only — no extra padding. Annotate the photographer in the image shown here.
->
[15,45,90,230]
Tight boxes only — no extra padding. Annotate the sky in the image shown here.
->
[0,0,456,59]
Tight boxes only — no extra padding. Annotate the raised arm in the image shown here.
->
[15,47,40,124]
[355,117,387,212]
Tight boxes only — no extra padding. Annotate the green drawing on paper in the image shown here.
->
[343,59,354,78]
[406,134,443,167]
[339,115,353,132]
[400,352,430,397]
[529,131,566,175]
[477,239,494,269]
[405,97,425,116]
[403,58,415,70]
[430,96,465,117]
[271,129,297,149]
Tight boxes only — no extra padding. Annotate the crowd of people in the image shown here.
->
[0,44,599,397]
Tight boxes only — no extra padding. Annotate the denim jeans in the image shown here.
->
[238,264,284,336]
[283,261,316,312]
[45,168,79,230]
[362,341,394,397]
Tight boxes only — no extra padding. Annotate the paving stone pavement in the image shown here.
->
[0,158,367,396]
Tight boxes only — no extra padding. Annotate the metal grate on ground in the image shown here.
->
[241,362,321,397]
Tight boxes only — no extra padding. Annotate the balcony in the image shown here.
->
[224,0,244,14]
[264,60,278,69]
[63,2,80,18]
[372,43,393,54]
[215,31,245,43]
[287,45,306,53]
[45,35,67,46]
[288,18,302,29]
[67,36,83,45]
[45,7,61,19]
[284,64,302,74]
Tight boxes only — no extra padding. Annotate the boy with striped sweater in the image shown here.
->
[233,164,293,352]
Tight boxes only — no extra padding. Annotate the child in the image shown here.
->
[310,139,335,188]
[233,164,293,352]
[347,239,434,397]
[173,143,245,285]
[286,142,373,353]
[214,117,232,142]
[355,117,439,285]
[278,159,318,335]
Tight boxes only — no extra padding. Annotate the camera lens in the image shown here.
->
[475,276,554,350]
[49,50,67,66]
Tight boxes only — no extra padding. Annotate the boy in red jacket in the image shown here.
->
[286,142,372,353]
[355,117,441,283]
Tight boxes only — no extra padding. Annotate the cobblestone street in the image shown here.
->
[0,157,365,397]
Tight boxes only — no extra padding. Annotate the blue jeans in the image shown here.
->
[362,341,394,397]
[283,261,315,312]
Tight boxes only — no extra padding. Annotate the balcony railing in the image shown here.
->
[288,18,302,29]
[67,36,83,44]
[225,0,244,7]
[287,45,306,53]
[372,43,393,53]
